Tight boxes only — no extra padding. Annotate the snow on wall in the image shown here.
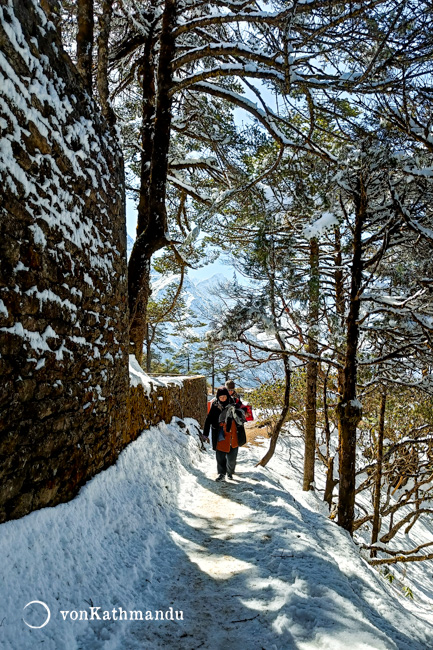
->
[0,0,129,522]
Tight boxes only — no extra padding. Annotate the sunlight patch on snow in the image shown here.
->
[170,530,253,579]
[241,576,291,612]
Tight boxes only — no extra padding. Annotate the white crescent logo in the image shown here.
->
[23,600,51,629]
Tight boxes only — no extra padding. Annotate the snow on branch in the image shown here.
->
[167,174,212,205]
[186,81,296,146]
[172,64,285,94]
[368,549,433,566]
[173,9,292,38]
[172,43,284,72]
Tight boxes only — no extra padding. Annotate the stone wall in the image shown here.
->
[0,0,129,522]
[128,371,207,444]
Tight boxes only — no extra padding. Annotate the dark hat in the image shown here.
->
[216,387,230,401]
[225,380,235,390]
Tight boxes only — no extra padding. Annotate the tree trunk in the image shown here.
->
[77,0,94,93]
[337,175,365,534]
[334,223,346,396]
[371,387,386,556]
[256,355,291,467]
[324,456,338,509]
[145,323,152,373]
[97,0,115,124]
[303,237,319,491]
[323,370,338,508]
[129,258,152,362]
[128,26,156,362]
[128,0,176,359]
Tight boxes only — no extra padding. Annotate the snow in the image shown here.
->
[303,212,339,240]
[28,223,47,248]
[1,420,432,649]
[0,0,123,282]
[25,286,77,312]
[0,298,8,318]
[154,375,185,388]
[128,354,180,394]
[0,322,58,352]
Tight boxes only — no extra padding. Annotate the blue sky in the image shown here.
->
[126,197,231,282]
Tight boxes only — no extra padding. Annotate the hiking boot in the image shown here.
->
[215,474,225,482]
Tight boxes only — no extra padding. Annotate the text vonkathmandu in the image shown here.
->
[60,607,184,622]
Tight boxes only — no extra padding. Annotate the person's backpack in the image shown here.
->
[244,404,254,421]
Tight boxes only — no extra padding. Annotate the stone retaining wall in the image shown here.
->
[128,374,207,444]
[0,0,128,522]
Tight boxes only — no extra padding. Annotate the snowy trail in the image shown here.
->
[1,419,433,650]
[117,437,433,650]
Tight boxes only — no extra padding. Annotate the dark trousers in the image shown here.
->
[216,446,238,476]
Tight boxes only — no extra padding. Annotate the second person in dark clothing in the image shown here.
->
[203,386,247,481]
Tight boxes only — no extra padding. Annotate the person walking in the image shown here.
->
[225,379,242,406]
[225,378,254,422]
[203,386,247,481]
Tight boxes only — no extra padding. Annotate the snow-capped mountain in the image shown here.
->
[152,272,227,322]
[127,233,134,259]
[151,271,281,386]
[150,272,225,364]
[126,236,281,386]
